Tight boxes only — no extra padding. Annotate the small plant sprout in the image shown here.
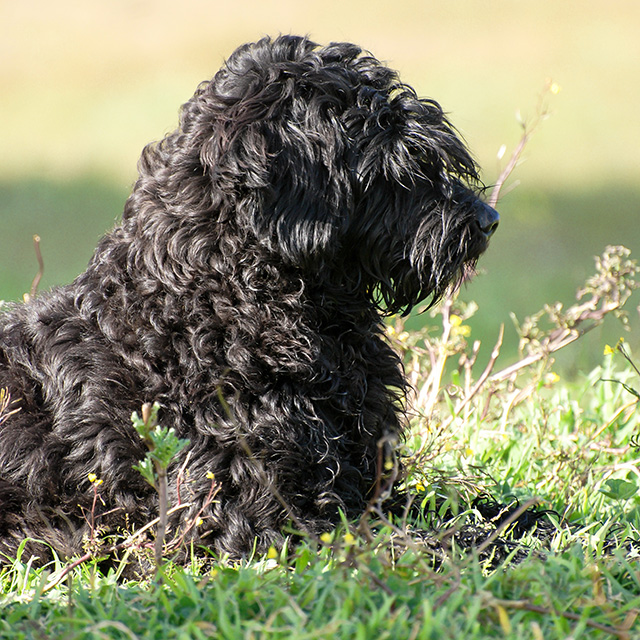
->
[132,402,189,572]
[85,473,105,548]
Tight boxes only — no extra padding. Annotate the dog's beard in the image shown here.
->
[350,197,489,315]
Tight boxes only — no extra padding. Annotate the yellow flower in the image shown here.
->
[343,532,355,545]
[450,314,470,337]
[206,471,215,480]
[415,483,425,493]
[456,325,471,337]
[547,372,560,384]
[88,473,103,486]
[266,546,278,560]
[604,344,615,356]
[320,532,333,544]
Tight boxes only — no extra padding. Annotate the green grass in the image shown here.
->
[2,544,637,639]
[1,252,639,639]
[0,178,126,301]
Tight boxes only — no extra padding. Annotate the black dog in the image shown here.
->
[0,35,498,564]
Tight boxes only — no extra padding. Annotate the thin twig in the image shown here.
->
[154,462,168,572]
[490,597,634,639]
[418,296,454,414]
[450,324,504,418]
[29,235,44,299]
[488,80,556,208]
[491,314,614,384]
[166,477,221,549]
[488,133,529,209]
[42,503,191,593]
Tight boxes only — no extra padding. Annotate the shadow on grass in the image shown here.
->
[0,176,129,301]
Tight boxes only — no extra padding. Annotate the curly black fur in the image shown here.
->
[0,36,498,564]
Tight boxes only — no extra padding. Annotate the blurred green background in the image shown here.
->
[1,0,639,373]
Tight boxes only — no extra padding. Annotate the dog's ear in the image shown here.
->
[199,36,353,265]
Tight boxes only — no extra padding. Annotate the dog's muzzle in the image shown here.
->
[474,201,500,238]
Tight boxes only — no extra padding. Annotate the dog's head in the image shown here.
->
[136,35,498,313]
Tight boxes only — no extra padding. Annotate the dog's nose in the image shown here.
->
[475,201,500,238]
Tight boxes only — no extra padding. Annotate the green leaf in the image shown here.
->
[598,478,637,501]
